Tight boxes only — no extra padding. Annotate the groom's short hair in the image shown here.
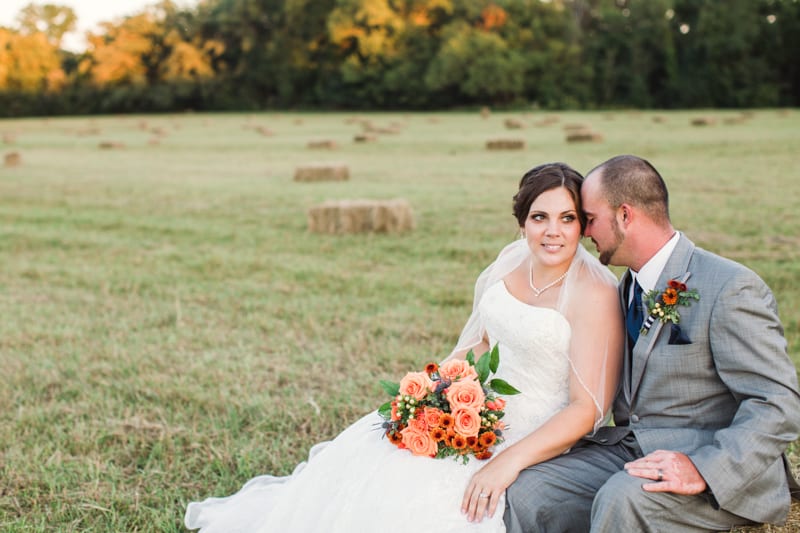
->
[591,155,670,225]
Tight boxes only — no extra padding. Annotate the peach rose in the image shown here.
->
[438,359,478,382]
[408,416,428,432]
[446,379,485,410]
[401,425,438,457]
[399,371,434,400]
[452,407,482,437]
[422,407,444,428]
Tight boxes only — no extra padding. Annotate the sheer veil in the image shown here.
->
[446,237,620,433]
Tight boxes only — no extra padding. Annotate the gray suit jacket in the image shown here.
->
[594,234,800,524]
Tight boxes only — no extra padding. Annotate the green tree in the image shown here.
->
[425,21,525,104]
[579,0,677,108]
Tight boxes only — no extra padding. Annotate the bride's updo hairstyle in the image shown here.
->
[512,163,586,232]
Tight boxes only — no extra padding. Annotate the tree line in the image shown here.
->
[1,0,797,116]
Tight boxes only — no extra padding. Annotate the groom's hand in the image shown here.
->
[624,450,707,495]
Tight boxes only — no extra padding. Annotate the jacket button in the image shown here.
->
[630,414,640,423]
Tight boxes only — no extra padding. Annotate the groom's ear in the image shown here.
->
[618,204,632,226]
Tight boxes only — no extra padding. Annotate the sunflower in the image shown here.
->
[479,431,497,447]
[439,413,454,429]
[430,427,446,442]
[662,287,679,305]
[451,434,467,450]
[387,431,403,445]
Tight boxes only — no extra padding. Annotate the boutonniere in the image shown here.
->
[640,279,700,335]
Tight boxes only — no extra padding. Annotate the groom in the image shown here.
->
[504,155,800,531]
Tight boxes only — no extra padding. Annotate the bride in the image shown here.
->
[184,162,624,532]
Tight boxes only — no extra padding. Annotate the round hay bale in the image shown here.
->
[353,134,377,143]
[652,115,667,124]
[4,152,21,167]
[308,199,415,235]
[294,164,350,182]
[690,117,717,126]
[307,139,338,149]
[486,138,526,150]
[2,133,16,144]
[566,130,603,143]
[255,126,274,136]
[480,106,491,119]
[504,118,525,130]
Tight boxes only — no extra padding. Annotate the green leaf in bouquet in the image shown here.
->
[475,351,491,384]
[489,378,521,395]
[489,343,500,374]
[380,380,400,397]
[377,401,393,418]
[466,349,476,367]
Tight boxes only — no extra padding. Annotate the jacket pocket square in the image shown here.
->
[668,324,692,345]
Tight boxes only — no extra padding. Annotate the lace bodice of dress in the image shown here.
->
[478,280,573,446]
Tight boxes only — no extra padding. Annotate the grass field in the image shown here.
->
[1,109,798,531]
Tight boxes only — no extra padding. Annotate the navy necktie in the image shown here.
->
[626,281,644,345]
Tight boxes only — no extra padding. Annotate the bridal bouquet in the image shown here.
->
[378,345,520,463]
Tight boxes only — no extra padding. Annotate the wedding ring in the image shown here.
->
[479,492,489,499]
[657,469,663,482]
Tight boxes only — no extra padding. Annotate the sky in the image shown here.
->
[0,0,198,51]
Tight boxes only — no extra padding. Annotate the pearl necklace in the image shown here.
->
[529,259,568,297]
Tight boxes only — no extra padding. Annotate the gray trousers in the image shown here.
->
[503,437,754,533]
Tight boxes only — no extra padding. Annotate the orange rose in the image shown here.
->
[399,371,434,400]
[493,397,506,410]
[446,379,485,410]
[452,407,482,437]
[422,407,444,428]
[401,425,438,457]
[438,359,478,382]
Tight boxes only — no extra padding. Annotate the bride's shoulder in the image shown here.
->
[568,268,618,305]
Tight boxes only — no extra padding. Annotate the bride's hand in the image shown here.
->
[461,452,521,523]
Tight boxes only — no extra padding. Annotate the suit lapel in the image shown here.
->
[629,235,696,400]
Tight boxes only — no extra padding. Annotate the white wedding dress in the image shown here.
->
[185,279,572,532]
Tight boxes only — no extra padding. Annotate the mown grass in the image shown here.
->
[0,110,798,531]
